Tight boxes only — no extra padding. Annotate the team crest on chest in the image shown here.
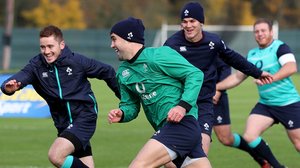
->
[180,46,187,52]
[209,41,215,49]
[122,69,130,77]
[66,67,72,75]
[42,72,48,78]
[143,63,148,72]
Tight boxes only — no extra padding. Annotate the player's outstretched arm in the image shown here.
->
[217,71,247,91]
[108,109,123,124]
[273,62,297,82]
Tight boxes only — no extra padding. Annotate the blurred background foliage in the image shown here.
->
[0,0,299,29]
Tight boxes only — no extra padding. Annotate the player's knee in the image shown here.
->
[48,150,64,167]
[164,162,177,168]
[217,135,234,146]
[182,157,212,168]
[293,142,300,152]
[129,160,148,168]
[242,133,256,143]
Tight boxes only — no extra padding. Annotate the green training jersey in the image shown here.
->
[247,40,300,106]
[117,46,204,130]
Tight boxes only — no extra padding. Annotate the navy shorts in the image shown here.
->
[197,99,214,136]
[58,111,97,157]
[213,92,231,125]
[60,131,93,158]
[251,101,300,130]
[152,115,206,159]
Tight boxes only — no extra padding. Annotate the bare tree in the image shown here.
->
[2,0,14,70]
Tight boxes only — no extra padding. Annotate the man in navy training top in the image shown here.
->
[164,2,273,168]
[1,25,120,168]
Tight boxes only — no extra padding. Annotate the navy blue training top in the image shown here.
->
[1,46,120,130]
[164,30,262,101]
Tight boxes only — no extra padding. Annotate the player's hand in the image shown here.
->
[213,90,221,105]
[254,79,264,85]
[256,71,273,85]
[108,109,123,124]
[167,105,186,123]
[4,79,21,93]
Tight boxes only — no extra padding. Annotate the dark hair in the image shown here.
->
[39,25,64,42]
[254,18,273,30]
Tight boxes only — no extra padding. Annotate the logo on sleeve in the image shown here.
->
[221,40,227,49]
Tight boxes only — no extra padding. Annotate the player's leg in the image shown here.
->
[160,116,209,168]
[181,136,212,168]
[53,112,97,168]
[213,94,268,167]
[287,128,300,152]
[74,144,94,168]
[48,137,73,167]
[213,92,234,147]
[79,156,94,168]
[201,133,211,154]
[183,157,211,168]
[164,161,177,168]
[243,113,284,168]
[162,144,212,168]
[48,137,88,168]
[129,139,173,168]
[214,125,269,166]
[233,132,270,167]
[279,101,300,153]
[214,125,234,146]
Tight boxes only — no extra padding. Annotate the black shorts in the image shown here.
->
[60,131,92,158]
[197,99,214,136]
[251,101,300,130]
[213,92,231,125]
[58,112,97,157]
[152,115,206,159]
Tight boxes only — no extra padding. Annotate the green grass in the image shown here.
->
[0,75,299,168]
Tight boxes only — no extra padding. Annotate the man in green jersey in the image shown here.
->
[217,18,300,168]
[107,17,212,168]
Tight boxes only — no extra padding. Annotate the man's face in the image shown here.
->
[181,17,203,42]
[40,35,65,64]
[110,33,130,61]
[254,23,273,48]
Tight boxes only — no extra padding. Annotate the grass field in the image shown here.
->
[0,74,299,168]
